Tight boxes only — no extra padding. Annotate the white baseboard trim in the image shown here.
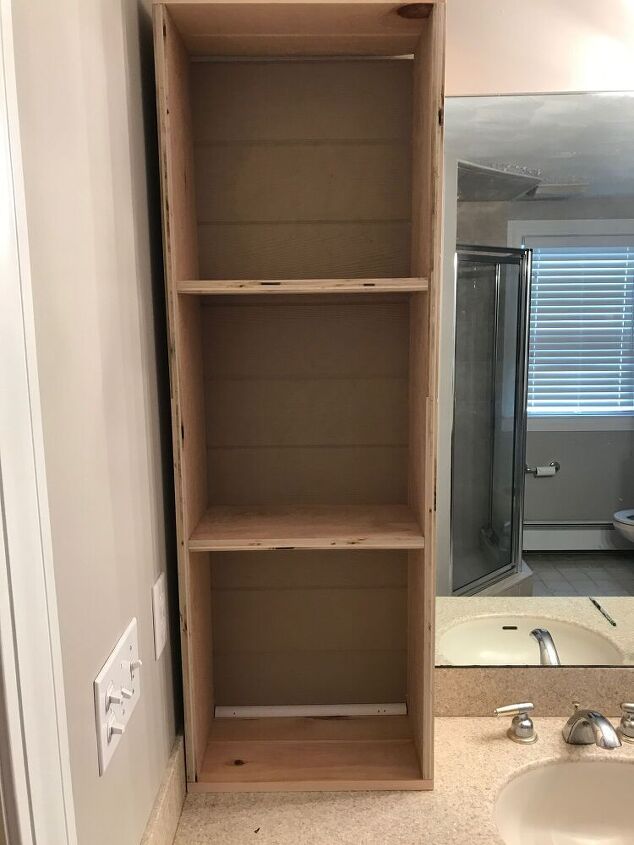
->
[523,524,632,552]
[140,736,185,845]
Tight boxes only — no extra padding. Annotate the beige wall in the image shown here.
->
[447,0,634,96]
[525,430,634,522]
[11,2,176,844]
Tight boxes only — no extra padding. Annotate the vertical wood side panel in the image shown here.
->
[408,0,446,783]
[154,5,211,783]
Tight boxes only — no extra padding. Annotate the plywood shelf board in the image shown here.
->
[178,277,428,294]
[195,715,426,791]
[163,1,437,58]
[190,57,413,280]
[189,504,424,551]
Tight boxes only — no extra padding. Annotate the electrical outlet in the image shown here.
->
[94,618,142,775]
[152,572,167,659]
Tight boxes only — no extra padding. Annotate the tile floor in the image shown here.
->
[525,552,634,596]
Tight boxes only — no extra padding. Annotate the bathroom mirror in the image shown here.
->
[436,92,634,668]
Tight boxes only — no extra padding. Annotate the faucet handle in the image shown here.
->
[494,702,534,717]
[494,703,537,744]
[618,702,634,743]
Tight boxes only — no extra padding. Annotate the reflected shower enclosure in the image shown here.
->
[451,247,531,594]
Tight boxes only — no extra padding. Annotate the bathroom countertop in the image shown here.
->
[173,717,634,845]
[436,595,634,665]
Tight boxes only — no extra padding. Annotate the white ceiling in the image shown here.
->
[445,93,634,197]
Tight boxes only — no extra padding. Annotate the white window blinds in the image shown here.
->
[528,243,634,416]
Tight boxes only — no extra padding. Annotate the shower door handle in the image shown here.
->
[525,461,560,477]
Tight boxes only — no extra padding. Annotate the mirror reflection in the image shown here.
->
[437,93,634,667]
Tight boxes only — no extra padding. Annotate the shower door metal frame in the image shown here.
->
[451,245,532,595]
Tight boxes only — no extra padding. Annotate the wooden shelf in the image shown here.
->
[177,277,428,296]
[192,716,427,793]
[188,504,424,552]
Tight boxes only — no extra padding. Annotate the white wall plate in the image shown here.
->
[93,618,142,775]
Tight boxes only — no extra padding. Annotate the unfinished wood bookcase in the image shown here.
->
[154,0,444,792]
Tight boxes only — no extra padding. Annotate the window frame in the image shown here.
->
[508,218,634,432]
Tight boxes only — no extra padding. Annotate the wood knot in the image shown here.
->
[396,3,432,19]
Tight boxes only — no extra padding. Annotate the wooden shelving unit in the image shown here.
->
[154,0,445,793]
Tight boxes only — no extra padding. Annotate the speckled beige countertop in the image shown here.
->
[174,718,634,845]
[436,596,634,665]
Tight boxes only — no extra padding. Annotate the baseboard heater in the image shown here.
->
[523,520,628,552]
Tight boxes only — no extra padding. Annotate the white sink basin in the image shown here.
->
[438,615,623,665]
[496,761,634,844]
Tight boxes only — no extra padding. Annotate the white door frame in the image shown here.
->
[0,1,77,842]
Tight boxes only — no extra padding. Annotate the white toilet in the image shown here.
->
[613,509,634,543]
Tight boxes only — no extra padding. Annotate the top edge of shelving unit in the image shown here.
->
[156,1,441,59]
[177,277,429,295]
[154,1,442,6]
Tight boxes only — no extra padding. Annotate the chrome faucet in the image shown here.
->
[530,627,561,666]
[562,703,621,749]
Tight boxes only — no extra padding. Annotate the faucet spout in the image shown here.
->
[530,627,561,666]
[562,708,622,749]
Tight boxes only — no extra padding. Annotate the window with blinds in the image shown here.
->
[528,244,634,416]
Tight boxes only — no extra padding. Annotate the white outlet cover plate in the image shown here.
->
[152,571,167,659]
[94,618,141,775]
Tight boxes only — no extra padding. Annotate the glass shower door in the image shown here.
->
[451,246,531,594]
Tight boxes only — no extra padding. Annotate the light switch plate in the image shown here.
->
[152,572,167,659]
[94,618,141,775]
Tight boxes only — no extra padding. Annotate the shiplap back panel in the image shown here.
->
[193,58,414,708]
[201,296,410,704]
[211,550,407,705]
[202,299,409,505]
[190,59,413,279]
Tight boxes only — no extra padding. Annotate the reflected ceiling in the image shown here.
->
[446,93,634,197]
